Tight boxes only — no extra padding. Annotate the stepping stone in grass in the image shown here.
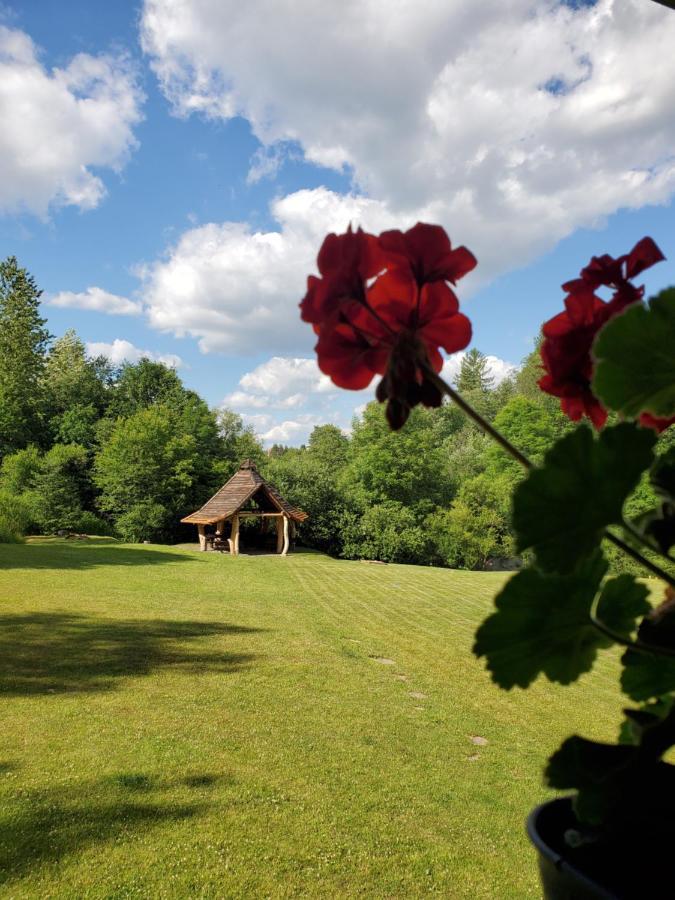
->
[394,674,408,681]
[470,735,488,746]
[409,691,427,700]
[467,753,480,762]
[370,656,395,665]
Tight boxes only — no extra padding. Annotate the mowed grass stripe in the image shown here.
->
[0,540,626,898]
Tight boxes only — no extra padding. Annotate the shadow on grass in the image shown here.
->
[1,539,196,570]
[0,772,219,884]
[0,613,260,695]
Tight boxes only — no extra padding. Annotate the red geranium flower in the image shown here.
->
[379,222,477,287]
[300,226,387,325]
[304,223,475,429]
[538,237,665,429]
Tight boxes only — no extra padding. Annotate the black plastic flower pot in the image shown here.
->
[527,797,675,899]
[527,799,617,899]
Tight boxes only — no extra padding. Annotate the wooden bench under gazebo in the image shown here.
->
[181,459,307,556]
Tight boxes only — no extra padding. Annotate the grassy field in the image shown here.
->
[0,538,629,898]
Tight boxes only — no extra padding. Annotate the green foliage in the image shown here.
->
[593,288,675,420]
[429,473,515,569]
[346,403,451,512]
[115,502,168,542]
[216,409,265,477]
[0,257,51,455]
[307,424,349,467]
[94,405,203,541]
[71,510,115,537]
[513,423,656,573]
[0,489,34,540]
[45,330,111,445]
[265,444,353,556]
[109,359,185,418]
[488,396,560,473]
[0,516,24,543]
[55,403,101,447]
[474,553,611,688]
[342,501,429,563]
[33,444,91,533]
[0,446,41,495]
[456,348,494,393]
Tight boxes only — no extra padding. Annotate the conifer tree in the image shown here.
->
[0,257,51,456]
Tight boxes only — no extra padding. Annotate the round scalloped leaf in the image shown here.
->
[593,288,675,419]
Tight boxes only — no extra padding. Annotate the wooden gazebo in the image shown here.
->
[181,459,307,556]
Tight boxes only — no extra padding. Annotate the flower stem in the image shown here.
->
[620,517,675,565]
[425,367,675,590]
[425,369,533,470]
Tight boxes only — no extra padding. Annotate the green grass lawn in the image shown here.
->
[0,539,628,898]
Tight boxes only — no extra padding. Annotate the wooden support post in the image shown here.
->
[232,513,240,556]
[227,516,234,555]
[216,519,225,535]
[282,515,290,556]
[276,516,284,554]
[197,524,207,552]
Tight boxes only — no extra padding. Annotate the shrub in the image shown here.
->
[0,514,24,543]
[115,502,168,543]
[343,501,429,564]
[71,510,115,537]
[0,489,35,539]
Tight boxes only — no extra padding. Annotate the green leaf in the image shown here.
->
[622,651,675,702]
[513,423,656,573]
[473,553,608,689]
[546,735,675,829]
[634,506,675,556]
[652,447,675,502]
[596,575,651,636]
[593,287,675,419]
[621,590,675,701]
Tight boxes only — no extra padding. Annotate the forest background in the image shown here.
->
[3,255,672,571]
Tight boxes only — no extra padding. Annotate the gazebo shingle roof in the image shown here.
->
[181,459,307,526]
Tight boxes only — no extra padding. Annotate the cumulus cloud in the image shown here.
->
[221,349,514,445]
[140,187,412,354]
[141,0,675,277]
[441,352,517,386]
[86,338,183,369]
[49,286,142,316]
[223,356,341,408]
[221,354,367,444]
[0,25,143,216]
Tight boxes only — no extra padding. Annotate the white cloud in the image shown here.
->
[0,25,143,216]
[49,286,142,316]
[223,356,343,409]
[223,349,516,445]
[141,0,675,277]
[140,187,411,354]
[221,354,372,445]
[441,352,517,386]
[86,338,183,369]
[260,415,324,445]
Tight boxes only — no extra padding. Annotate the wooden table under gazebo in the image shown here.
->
[181,459,307,556]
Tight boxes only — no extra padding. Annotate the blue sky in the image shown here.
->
[2,0,675,444]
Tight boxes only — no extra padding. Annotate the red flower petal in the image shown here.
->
[639,412,675,434]
[625,237,665,279]
[317,226,386,279]
[379,223,476,285]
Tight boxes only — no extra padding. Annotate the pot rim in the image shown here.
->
[527,797,616,900]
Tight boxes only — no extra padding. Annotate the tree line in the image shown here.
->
[1,256,671,569]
